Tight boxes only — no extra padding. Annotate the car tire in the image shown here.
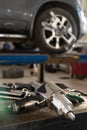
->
[35,8,78,54]
[2,68,24,78]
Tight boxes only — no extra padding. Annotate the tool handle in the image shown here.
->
[14,83,35,91]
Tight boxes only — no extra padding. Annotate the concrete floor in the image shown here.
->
[0,65,87,93]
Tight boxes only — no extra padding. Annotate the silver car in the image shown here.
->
[0,0,86,53]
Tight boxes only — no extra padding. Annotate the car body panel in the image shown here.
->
[27,0,83,37]
[0,0,28,34]
[0,0,86,39]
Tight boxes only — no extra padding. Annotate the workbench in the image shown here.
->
[0,95,87,130]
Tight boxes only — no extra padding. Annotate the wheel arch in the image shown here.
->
[30,1,80,39]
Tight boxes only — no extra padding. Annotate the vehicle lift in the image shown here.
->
[0,50,86,82]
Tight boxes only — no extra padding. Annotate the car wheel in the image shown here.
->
[35,8,78,54]
[13,41,36,50]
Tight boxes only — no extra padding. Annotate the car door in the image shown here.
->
[0,0,28,34]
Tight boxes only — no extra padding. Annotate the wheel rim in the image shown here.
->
[41,11,76,51]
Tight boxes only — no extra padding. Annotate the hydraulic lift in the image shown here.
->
[0,50,87,82]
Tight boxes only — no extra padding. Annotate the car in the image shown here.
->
[0,0,86,54]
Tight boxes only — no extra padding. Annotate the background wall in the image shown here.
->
[81,0,87,16]
[80,0,87,40]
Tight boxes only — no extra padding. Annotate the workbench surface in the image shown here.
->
[0,95,87,130]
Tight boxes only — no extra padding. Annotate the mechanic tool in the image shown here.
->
[3,82,35,91]
[0,81,43,101]
[0,83,10,90]
[11,98,39,113]
[56,83,84,104]
[56,83,86,97]
[0,84,35,100]
[8,81,46,112]
[0,81,85,121]
[36,82,75,120]
[65,95,79,105]
[66,94,84,103]
[0,89,28,100]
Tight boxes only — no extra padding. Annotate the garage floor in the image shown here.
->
[0,65,86,92]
